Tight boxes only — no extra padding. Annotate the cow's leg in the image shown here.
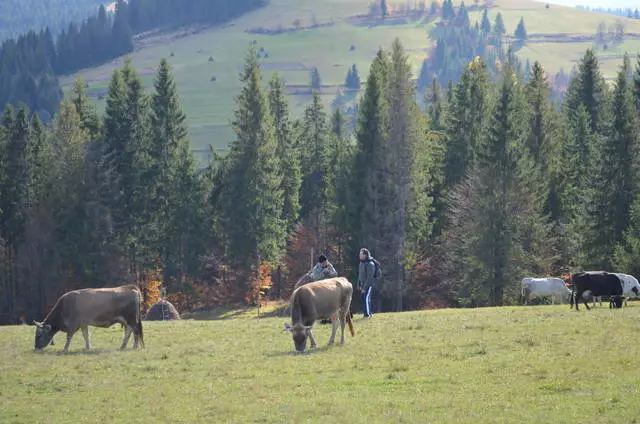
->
[81,326,92,350]
[308,329,317,349]
[328,314,338,345]
[63,331,74,353]
[339,311,347,344]
[120,326,133,350]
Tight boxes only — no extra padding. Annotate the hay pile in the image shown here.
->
[145,300,181,321]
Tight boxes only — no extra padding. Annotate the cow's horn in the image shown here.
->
[33,321,41,327]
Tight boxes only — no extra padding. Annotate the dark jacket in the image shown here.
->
[358,259,376,291]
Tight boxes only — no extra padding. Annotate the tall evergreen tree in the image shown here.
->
[590,55,639,267]
[494,12,506,36]
[269,74,301,235]
[299,91,333,249]
[444,57,490,186]
[220,47,285,269]
[481,8,491,34]
[515,17,527,40]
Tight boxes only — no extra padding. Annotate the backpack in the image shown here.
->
[369,257,382,280]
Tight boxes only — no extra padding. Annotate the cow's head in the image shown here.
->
[283,322,313,353]
[33,321,54,350]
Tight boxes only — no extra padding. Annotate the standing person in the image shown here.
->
[358,248,381,318]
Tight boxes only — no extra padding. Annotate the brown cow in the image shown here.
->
[284,277,355,353]
[34,285,144,352]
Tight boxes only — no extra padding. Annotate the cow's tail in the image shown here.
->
[347,310,355,337]
[137,318,145,348]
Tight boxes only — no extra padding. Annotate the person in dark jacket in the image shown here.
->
[357,248,376,318]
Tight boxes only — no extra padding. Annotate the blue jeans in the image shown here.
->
[361,287,372,317]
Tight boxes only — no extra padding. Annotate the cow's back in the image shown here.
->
[574,272,622,296]
[60,285,141,327]
[292,278,352,323]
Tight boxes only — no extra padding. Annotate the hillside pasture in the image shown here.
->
[61,0,640,153]
[2,304,640,423]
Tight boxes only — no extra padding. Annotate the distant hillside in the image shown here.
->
[62,0,640,154]
[0,0,103,41]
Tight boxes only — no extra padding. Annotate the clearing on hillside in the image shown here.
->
[2,304,640,422]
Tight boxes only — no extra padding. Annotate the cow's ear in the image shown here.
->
[44,324,52,332]
[283,323,292,332]
[304,325,313,331]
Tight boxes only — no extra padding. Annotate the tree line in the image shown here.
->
[3,39,640,323]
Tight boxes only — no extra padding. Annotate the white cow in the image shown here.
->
[521,277,571,305]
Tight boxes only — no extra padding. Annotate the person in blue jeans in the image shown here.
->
[357,248,377,318]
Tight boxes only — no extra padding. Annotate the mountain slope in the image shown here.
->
[62,0,640,154]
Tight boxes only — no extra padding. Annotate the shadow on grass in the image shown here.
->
[32,348,117,356]
[266,345,335,357]
[183,304,290,321]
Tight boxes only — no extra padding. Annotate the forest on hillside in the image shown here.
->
[0,0,103,42]
[2,22,640,324]
[0,0,266,121]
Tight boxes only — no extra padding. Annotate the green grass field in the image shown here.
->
[2,303,640,423]
[61,0,640,154]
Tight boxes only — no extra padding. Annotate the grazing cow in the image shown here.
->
[521,277,571,305]
[570,272,624,311]
[34,285,144,352]
[284,277,355,353]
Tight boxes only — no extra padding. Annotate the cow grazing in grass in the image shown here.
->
[284,277,355,353]
[570,272,624,311]
[521,277,572,305]
[34,285,144,352]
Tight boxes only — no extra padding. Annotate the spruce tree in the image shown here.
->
[481,8,491,34]
[590,55,639,266]
[426,78,445,131]
[269,74,301,234]
[299,91,333,248]
[494,12,506,36]
[71,76,101,139]
[515,17,527,40]
[444,57,490,186]
[220,47,285,268]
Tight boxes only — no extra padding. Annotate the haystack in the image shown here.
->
[145,300,181,321]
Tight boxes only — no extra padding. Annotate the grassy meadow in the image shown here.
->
[2,303,640,423]
[60,0,640,156]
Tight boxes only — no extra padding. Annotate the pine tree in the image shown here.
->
[590,55,639,267]
[417,59,430,90]
[299,91,333,249]
[269,74,301,234]
[565,49,610,137]
[444,57,490,186]
[70,76,101,139]
[449,68,550,306]
[515,17,527,40]
[442,0,456,20]
[426,78,445,131]
[481,8,491,34]
[494,12,506,37]
[525,61,560,219]
[633,55,640,114]
[352,48,389,258]
[455,1,470,27]
[220,46,285,269]
[310,67,322,90]
[381,0,389,19]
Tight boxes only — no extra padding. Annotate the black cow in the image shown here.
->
[570,271,624,311]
